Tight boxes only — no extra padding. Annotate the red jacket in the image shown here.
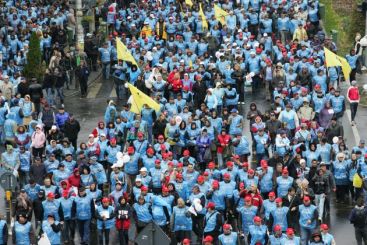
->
[68,174,81,188]
[348,86,360,102]
[244,191,263,207]
[217,134,231,154]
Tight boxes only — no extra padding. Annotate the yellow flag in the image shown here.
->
[185,0,193,7]
[189,59,193,67]
[127,83,160,114]
[214,4,228,25]
[116,37,138,66]
[199,4,208,31]
[323,47,341,68]
[336,56,352,81]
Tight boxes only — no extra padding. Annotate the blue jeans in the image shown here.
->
[0,125,4,144]
[77,219,91,244]
[56,87,64,103]
[300,226,313,245]
[46,88,55,106]
[102,62,111,80]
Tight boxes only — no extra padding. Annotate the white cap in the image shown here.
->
[150,13,155,18]
[127,16,132,19]
[169,16,173,20]
[51,125,57,130]
[300,159,306,164]
[232,43,237,47]
[131,23,136,27]
[250,51,255,55]
[180,59,185,63]
[238,29,243,32]
[140,167,148,172]
[2,74,9,79]
[100,133,106,137]
[263,33,268,37]
[135,177,142,182]
[88,134,94,138]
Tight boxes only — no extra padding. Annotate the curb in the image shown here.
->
[66,71,102,97]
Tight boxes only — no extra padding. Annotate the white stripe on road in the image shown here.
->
[346,109,361,144]
[87,83,102,99]
[110,86,117,98]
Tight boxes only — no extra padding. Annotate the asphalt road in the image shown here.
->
[0,77,359,244]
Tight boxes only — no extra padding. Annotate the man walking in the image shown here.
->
[349,198,367,245]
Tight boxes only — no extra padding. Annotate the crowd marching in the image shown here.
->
[0,0,367,244]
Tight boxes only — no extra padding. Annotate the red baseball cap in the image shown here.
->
[206,202,215,209]
[244,196,252,202]
[242,162,249,167]
[183,238,190,245]
[155,159,161,164]
[102,197,110,203]
[203,236,213,243]
[168,161,174,167]
[282,168,289,174]
[176,173,183,179]
[47,192,55,198]
[268,192,276,198]
[197,175,205,183]
[162,186,169,192]
[208,162,215,169]
[320,224,329,230]
[127,146,135,154]
[183,150,190,156]
[286,228,294,235]
[253,216,262,223]
[137,132,144,137]
[303,196,310,202]
[239,182,245,189]
[275,197,283,203]
[212,180,219,188]
[177,162,183,168]
[223,173,231,179]
[141,186,148,191]
[274,224,282,232]
[226,161,234,167]
[248,169,255,175]
[223,224,231,230]
[147,148,154,154]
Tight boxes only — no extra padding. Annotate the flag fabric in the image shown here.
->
[199,4,208,31]
[323,47,341,67]
[127,83,160,114]
[336,56,352,81]
[116,37,138,66]
[323,47,352,81]
[185,0,193,7]
[214,4,228,25]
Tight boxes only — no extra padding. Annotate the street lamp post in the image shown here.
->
[75,0,84,51]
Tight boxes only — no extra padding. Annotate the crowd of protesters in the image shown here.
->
[1,0,367,244]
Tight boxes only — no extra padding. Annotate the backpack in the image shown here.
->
[352,208,367,228]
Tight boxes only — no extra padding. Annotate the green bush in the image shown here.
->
[23,32,46,82]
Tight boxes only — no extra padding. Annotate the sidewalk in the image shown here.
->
[64,69,102,97]
[353,73,367,141]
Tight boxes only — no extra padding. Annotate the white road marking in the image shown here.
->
[87,83,102,99]
[346,109,360,144]
[110,86,117,98]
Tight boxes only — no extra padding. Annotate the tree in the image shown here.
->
[23,32,45,82]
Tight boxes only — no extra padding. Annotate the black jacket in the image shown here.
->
[63,119,81,140]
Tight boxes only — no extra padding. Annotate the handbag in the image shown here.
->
[204,148,212,161]
[354,173,363,188]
